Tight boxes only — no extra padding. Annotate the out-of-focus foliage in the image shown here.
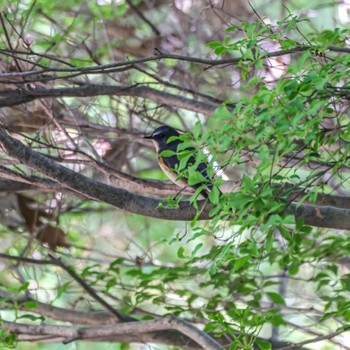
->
[0,0,350,350]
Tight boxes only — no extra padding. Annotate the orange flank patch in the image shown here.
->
[158,156,188,188]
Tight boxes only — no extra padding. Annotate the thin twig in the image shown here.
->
[0,46,349,78]
[125,0,160,36]
[48,254,132,323]
[277,327,350,349]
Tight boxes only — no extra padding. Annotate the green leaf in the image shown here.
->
[17,282,30,294]
[177,247,188,259]
[191,243,203,257]
[266,292,286,305]
[55,281,72,300]
[258,144,270,161]
[1,333,16,348]
[214,46,226,55]
[110,258,125,270]
[226,25,239,32]
[269,314,287,327]
[208,186,220,205]
[160,149,176,157]
[22,301,39,309]
[106,277,117,291]
[242,174,256,193]
[187,169,207,186]
[18,314,45,322]
[231,256,250,273]
[255,339,272,350]
[280,38,297,49]
[208,41,223,48]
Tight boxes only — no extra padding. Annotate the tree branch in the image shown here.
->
[276,327,350,349]
[48,254,130,323]
[0,84,220,115]
[1,127,350,229]
[0,46,348,78]
[0,127,212,221]
[0,287,307,349]
[3,317,222,350]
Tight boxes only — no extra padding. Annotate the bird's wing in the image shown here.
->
[160,151,214,198]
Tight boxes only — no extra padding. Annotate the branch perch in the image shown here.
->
[0,128,350,229]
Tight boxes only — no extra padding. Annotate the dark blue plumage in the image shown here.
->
[144,125,213,198]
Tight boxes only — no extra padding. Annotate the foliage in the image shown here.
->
[0,1,350,350]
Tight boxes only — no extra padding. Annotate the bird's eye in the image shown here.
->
[158,133,164,139]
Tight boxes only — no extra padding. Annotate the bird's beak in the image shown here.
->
[144,134,153,139]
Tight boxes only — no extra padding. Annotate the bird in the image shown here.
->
[144,125,218,199]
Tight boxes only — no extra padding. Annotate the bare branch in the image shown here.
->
[0,46,349,78]
[276,327,350,349]
[0,84,220,115]
[1,127,350,229]
[3,317,222,350]
[125,0,160,36]
[0,253,54,265]
[0,126,212,221]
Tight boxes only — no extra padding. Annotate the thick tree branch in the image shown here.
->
[0,127,212,220]
[0,286,307,349]
[287,203,350,230]
[1,128,350,229]
[0,165,195,197]
[0,288,119,326]
[0,179,39,192]
[3,317,222,350]
[0,166,66,192]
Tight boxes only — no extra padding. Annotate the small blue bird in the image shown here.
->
[144,125,217,199]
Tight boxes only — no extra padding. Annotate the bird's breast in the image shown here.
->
[158,156,188,188]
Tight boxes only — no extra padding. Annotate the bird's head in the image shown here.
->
[144,125,181,151]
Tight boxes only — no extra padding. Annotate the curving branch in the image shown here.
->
[1,127,350,229]
[0,84,220,114]
[0,284,316,350]
[3,318,222,350]
[0,179,41,192]
[0,127,211,220]
[0,45,348,112]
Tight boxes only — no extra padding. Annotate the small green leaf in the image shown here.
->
[160,150,176,157]
[177,247,188,259]
[242,174,256,193]
[208,186,220,205]
[55,281,71,300]
[231,256,250,273]
[15,282,29,295]
[187,169,207,186]
[207,41,223,48]
[214,46,226,55]
[1,333,16,348]
[110,258,125,270]
[106,277,117,291]
[255,339,272,350]
[226,25,239,32]
[191,243,203,257]
[267,292,286,305]
[22,301,38,309]
[18,314,45,322]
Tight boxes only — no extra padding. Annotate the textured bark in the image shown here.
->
[0,128,350,229]
[0,84,219,115]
